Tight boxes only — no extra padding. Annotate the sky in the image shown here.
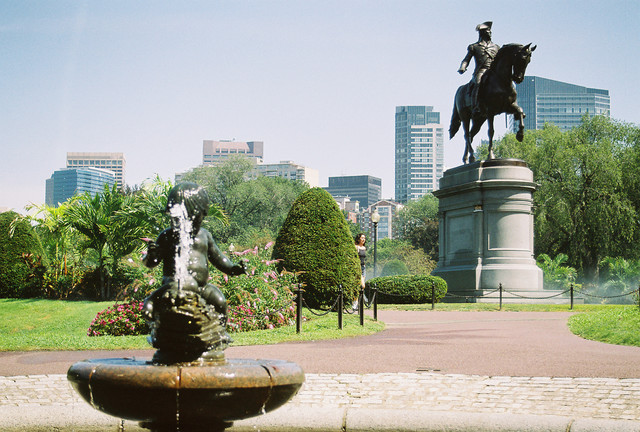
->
[2,1,639,213]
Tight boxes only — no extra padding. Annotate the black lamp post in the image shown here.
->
[371,208,380,278]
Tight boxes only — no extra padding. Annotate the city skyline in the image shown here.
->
[2,1,639,213]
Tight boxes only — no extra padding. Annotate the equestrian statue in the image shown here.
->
[450,21,536,164]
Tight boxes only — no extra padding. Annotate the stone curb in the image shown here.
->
[2,405,640,432]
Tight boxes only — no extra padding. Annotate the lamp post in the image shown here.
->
[371,208,380,278]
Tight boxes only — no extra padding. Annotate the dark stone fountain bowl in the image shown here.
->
[67,357,305,432]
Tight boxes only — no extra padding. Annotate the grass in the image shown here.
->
[2,299,638,350]
[568,306,640,347]
[0,299,384,351]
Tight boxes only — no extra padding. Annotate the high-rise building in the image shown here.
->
[324,175,382,209]
[252,161,319,187]
[45,167,116,207]
[395,106,444,203]
[202,140,264,165]
[66,152,125,188]
[512,76,610,132]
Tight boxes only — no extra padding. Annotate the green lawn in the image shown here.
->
[1,299,638,350]
[0,299,384,351]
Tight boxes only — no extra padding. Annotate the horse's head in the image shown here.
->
[512,43,536,84]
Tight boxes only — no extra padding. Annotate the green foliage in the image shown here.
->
[0,211,47,298]
[397,194,440,257]
[366,275,447,304]
[536,253,578,290]
[368,238,436,278]
[87,301,149,336]
[594,257,640,304]
[273,188,361,308]
[568,306,640,346]
[381,259,409,277]
[493,116,640,281]
[181,156,309,244]
[211,243,297,332]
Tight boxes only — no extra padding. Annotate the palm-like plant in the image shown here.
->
[536,253,578,290]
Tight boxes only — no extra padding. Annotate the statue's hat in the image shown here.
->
[476,21,493,31]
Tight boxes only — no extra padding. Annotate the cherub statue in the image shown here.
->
[143,182,245,363]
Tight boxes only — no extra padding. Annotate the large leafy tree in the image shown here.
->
[180,156,309,244]
[493,116,640,281]
[397,193,439,258]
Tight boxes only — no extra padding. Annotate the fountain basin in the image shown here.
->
[67,357,304,431]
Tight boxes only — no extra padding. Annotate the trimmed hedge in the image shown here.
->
[273,188,361,308]
[365,274,447,304]
[0,211,47,298]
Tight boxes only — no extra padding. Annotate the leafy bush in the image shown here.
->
[536,253,578,290]
[87,301,149,336]
[366,275,447,304]
[273,188,361,308]
[213,242,297,332]
[381,259,409,277]
[0,212,47,298]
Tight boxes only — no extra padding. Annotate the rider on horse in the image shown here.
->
[458,21,500,117]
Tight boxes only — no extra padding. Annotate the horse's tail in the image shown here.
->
[449,103,461,139]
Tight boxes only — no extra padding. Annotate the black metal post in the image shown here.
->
[431,281,436,310]
[373,285,378,321]
[570,283,574,310]
[295,288,302,334]
[338,285,343,330]
[359,288,364,326]
[373,222,378,278]
[499,283,503,311]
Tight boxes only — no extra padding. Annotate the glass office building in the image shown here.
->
[45,167,116,207]
[324,175,382,209]
[512,76,610,132]
[66,152,125,188]
[395,106,444,203]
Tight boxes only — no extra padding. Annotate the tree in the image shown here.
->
[493,116,640,282]
[369,238,436,277]
[181,156,309,244]
[397,194,440,258]
[272,188,361,308]
[0,211,47,298]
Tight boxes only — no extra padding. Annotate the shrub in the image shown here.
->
[0,211,47,298]
[272,188,361,308]
[366,275,447,304]
[212,242,297,332]
[381,259,409,277]
[87,301,149,336]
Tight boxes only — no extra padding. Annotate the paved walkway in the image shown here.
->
[2,311,640,431]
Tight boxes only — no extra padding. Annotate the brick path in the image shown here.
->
[3,372,640,421]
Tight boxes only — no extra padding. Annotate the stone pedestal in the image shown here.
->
[432,159,543,297]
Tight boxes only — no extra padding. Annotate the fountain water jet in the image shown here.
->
[67,182,304,432]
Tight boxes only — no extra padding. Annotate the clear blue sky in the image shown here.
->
[2,1,638,213]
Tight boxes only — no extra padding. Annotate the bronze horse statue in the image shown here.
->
[450,43,536,164]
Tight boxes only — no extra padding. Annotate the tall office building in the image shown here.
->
[45,167,116,207]
[364,200,404,241]
[66,152,125,188]
[202,140,264,165]
[324,175,382,209]
[252,161,319,187]
[395,106,444,203]
[512,76,610,132]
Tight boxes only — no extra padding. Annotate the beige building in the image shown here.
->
[252,160,319,187]
[202,140,264,166]
[66,152,125,188]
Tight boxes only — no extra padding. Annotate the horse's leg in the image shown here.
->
[462,119,473,164]
[513,104,525,142]
[487,116,495,159]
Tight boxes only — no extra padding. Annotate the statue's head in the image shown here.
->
[476,21,492,40]
[166,182,210,222]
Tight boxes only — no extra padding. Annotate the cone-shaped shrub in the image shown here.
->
[272,188,360,308]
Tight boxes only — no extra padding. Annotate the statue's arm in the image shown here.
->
[207,231,246,276]
[458,45,473,74]
[143,231,166,268]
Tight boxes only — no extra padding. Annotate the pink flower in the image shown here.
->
[223,274,229,282]
[264,241,274,250]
